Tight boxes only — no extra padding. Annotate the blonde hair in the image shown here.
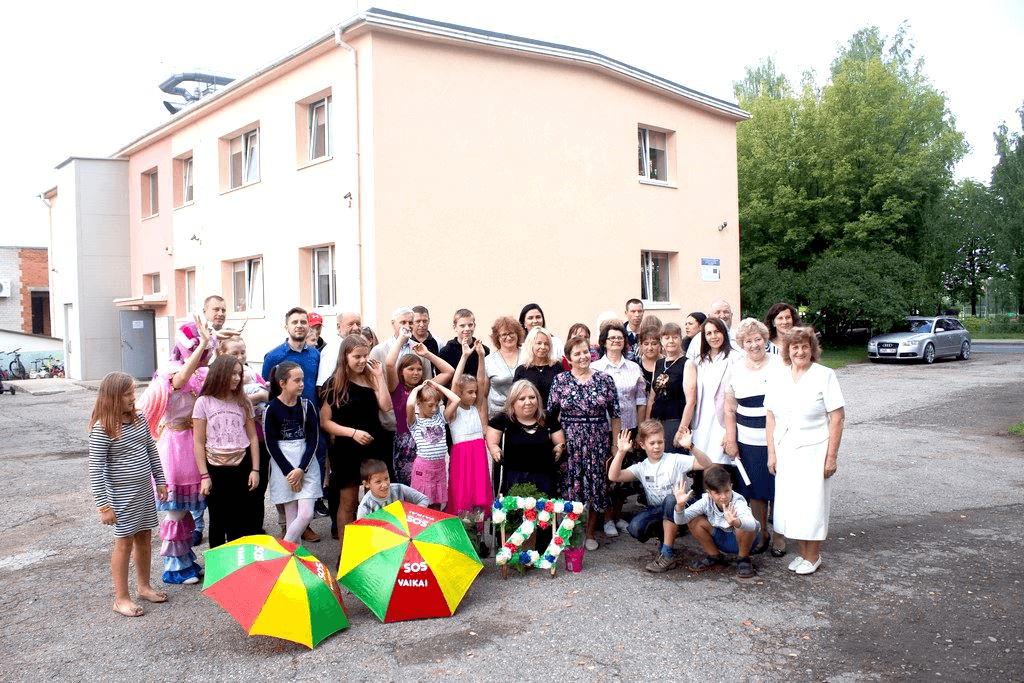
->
[504,380,547,426]
[521,326,556,367]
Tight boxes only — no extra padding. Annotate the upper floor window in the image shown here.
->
[640,250,671,303]
[141,169,159,217]
[638,126,669,182]
[228,129,260,189]
[173,154,194,207]
[309,97,331,160]
[231,257,264,312]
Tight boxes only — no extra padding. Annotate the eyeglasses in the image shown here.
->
[499,331,518,338]
[605,336,625,342]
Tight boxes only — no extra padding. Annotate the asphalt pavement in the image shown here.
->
[1,352,1021,681]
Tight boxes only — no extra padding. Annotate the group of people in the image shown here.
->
[87,294,845,616]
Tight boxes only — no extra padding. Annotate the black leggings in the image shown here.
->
[207,461,256,548]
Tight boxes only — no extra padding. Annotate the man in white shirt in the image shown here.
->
[687,299,743,359]
[316,311,362,389]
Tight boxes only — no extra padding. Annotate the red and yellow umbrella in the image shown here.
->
[338,502,483,623]
[202,535,348,648]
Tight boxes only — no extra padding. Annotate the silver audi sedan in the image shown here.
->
[867,316,971,364]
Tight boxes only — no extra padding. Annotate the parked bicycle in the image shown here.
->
[2,348,27,380]
[42,356,65,378]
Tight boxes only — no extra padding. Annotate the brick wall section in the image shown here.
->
[19,248,49,334]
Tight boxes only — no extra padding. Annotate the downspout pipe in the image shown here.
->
[334,26,365,319]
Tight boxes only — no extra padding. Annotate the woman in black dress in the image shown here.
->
[320,334,391,542]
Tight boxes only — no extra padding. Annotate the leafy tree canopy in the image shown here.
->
[735,25,968,334]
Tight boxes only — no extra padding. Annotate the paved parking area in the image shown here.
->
[1,353,1021,681]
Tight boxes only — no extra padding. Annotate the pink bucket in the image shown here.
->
[563,547,585,572]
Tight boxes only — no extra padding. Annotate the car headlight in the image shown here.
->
[867,341,876,349]
[901,339,919,347]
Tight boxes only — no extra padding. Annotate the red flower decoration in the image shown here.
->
[553,537,564,546]
[539,521,549,529]
[544,501,555,512]
[524,509,537,521]
[568,512,579,521]
[504,543,515,551]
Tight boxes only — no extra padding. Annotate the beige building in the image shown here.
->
[92,9,748,365]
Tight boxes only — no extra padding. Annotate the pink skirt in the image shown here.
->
[410,457,448,510]
[446,438,494,516]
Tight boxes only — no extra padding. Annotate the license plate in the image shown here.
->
[879,348,896,355]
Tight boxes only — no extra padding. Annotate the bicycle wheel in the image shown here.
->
[10,360,26,379]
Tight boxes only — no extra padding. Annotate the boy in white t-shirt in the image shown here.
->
[609,420,712,573]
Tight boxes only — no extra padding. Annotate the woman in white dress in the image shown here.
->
[678,317,735,486]
[764,325,845,575]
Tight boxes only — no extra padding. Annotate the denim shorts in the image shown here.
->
[711,521,761,554]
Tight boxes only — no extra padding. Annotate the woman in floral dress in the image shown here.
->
[547,335,620,551]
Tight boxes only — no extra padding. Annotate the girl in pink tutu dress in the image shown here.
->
[140,316,210,585]
[445,341,493,549]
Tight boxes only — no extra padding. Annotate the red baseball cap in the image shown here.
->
[307,311,324,326]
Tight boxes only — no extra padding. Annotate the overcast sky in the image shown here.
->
[3,0,1021,247]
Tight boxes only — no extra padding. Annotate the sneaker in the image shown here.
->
[584,538,599,551]
[688,553,727,573]
[603,521,619,537]
[788,555,804,572]
[313,499,330,519]
[182,576,200,585]
[615,519,629,532]
[736,557,756,579]
[795,556,821,575]
[645,553,677,573]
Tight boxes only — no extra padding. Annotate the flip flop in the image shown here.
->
[138,589,168,603]
[113,600,144,617]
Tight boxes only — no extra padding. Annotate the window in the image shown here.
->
[231,257,264,312]
[185,269,196,313]
[228,129,260,189]
[309,97,331,160]
[638,127,668,182]
[141,169,159,217]
[640,251,671,303]
[312,246,336,307]
[173,154,194,207]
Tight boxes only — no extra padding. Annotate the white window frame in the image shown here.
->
[229,129,260,189]
[231,257,264,312]
[182,156,194,203]
[185,269,196,314]
[640,250,671,303]
[638,126,668,182]
[308,97,331,161]
[312,246,336,308]
[149,272,161,294]
[143,170,159,217]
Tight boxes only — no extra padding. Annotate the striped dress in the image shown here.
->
[728,355,781,502]
[89,414,166,537]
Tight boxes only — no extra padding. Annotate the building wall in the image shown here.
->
[0,248,22,330]
[118,25,742,364]
[49,158,130,380]
[18,248,50,335]
[125,43,360,361]
[363,32,742,339]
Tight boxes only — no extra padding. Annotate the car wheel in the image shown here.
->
[923,343,935,364]
[958,341,971,360]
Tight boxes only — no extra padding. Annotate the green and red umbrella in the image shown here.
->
[202,535,348,648]
[337,502,483,623]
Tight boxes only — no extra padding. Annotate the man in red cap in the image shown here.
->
[305,310,327,352]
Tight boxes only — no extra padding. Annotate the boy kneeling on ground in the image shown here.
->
[356,459,429,520]
[608,421,711,573]
[674,465,760,579]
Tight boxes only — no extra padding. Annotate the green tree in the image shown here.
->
[992,105,1024,313]
[735,26,968,334]
[932,180,1000,315]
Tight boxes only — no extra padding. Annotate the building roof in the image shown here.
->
[114,7,749,157]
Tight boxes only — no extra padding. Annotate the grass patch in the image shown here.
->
[820,345,866,369]
[1009,422,1024,436]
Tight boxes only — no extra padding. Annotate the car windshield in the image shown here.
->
[891,320,933,334]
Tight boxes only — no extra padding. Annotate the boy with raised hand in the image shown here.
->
[608,421,711,573]
[674,465,761,579]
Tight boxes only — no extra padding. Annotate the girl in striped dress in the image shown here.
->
[89,372,169,617]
